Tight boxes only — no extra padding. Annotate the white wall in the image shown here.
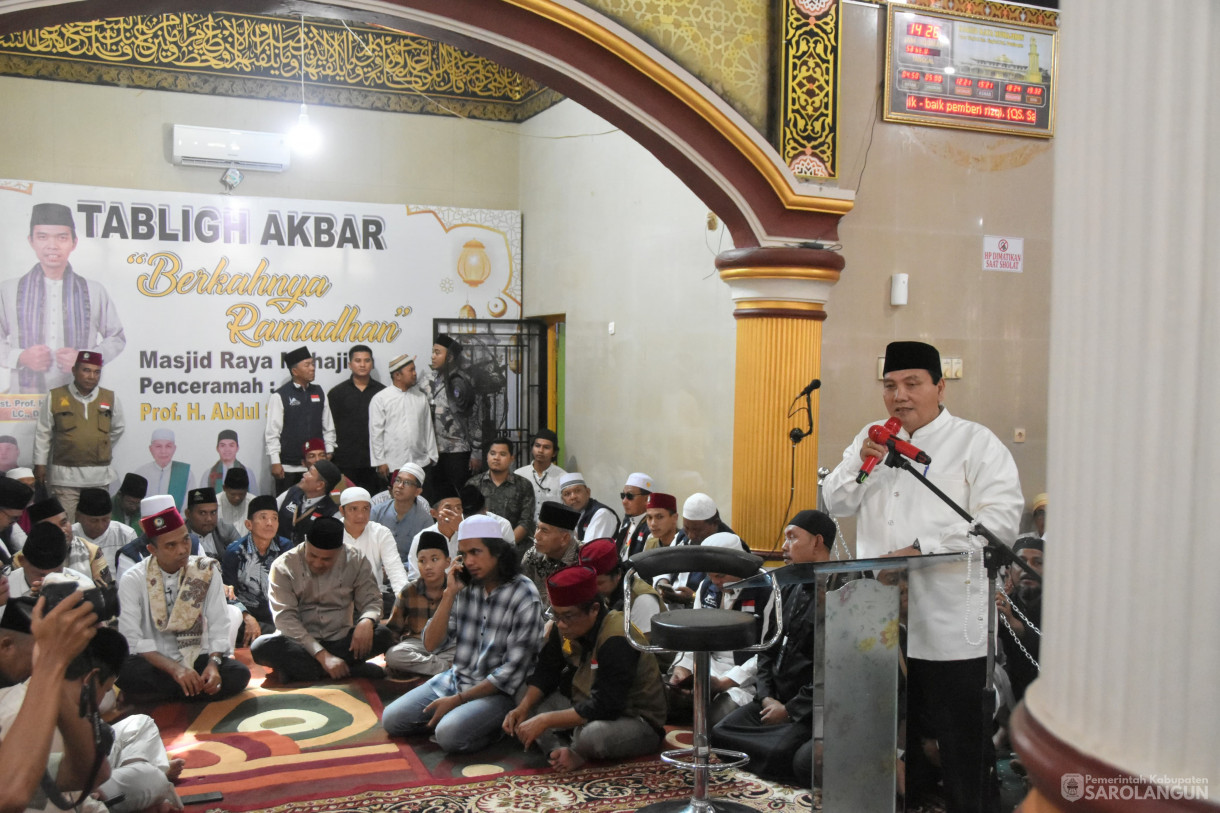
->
[0,79,739,516]
[518,101,738,519]
[0,76,519,209]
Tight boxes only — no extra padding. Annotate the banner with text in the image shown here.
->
[0,179,522,496]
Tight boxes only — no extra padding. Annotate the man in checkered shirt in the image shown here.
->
[381,514,544,753]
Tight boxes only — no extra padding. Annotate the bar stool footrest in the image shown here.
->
[659,746,750,771]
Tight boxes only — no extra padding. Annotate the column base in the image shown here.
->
[1011,703,1216,812]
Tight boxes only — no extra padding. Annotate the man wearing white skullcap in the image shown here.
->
[653,493,739,605]
[560,472,618,543]
[133,428,195,510]
[340,486,410,612]
[382,513,544,753]
[371,463,433,562]
[614,472,654,558]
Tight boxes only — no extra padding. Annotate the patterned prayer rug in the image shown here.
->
[145,668,816,812]
[197,761,814,813]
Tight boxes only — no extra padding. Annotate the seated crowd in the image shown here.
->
[0,443,1047,811]
[0,340,1045,812]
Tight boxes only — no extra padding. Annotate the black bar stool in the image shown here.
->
[625,546,783,813]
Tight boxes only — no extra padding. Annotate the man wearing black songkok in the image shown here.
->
[712,509,842,787]
[265,345,334,494]
[822,340,1022,813]
[252,516,391,682]
[0,202,126,393]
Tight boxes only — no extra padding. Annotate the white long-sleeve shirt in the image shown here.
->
[73,519,136,569]
[368,385,437,470]
[822,407,1022,660]
[344,519,411,592]
[673,579,761,707]
[515,463,568,524]
[263,383,336,471]
[118,556,234,662]
[33,380,125,486]
[579,506,618,543]
[0,269,126,394]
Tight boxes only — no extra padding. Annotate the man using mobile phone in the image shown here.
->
[382,515,544,753]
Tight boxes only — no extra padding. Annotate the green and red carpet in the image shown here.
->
[143,656,813,812]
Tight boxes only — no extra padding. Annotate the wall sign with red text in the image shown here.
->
[884,4,1057,138]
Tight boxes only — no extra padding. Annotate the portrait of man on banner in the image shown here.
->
[0,202,126,393]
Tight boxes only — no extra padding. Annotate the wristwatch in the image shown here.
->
[210,654,223,667]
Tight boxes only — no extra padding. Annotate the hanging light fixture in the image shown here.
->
[288,14,322,154]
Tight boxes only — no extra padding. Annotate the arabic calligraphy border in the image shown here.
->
[853,0,1059,28]
[0,12,565,123]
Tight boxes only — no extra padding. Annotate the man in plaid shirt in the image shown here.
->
[382,514,544,753]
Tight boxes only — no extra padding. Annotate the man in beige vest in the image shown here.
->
[503,565,666,771]
[33,350,125,523]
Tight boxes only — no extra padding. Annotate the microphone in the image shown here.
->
[798,378,821,397]
[856,417,902,484]
[869,422,932,465]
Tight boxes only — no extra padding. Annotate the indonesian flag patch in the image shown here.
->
[310,394,321,402]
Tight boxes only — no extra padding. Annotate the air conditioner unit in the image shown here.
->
[171,124,291,172]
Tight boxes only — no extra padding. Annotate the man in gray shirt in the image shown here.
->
[251,515,392,683]
[370,463,432,563]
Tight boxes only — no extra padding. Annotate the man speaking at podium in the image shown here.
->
[822,341,1022,813]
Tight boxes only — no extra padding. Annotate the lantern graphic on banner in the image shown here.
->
[457,302,477,332]
[457,239,491,287]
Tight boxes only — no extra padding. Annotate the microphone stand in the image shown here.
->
[879,442,1041,809]
[789,389,813,445]
[878,443,1042,588]
[775,390,816,549]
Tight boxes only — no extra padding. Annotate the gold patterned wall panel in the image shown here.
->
[580,0,771,131]
[776,0,840,179]
[0,13,564,122]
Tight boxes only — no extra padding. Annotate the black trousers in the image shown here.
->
[905,657,1000,813]
[711,699,811,783]
[250,626,393,682]
[274,470,305,496]
[427,452,472,503]
[232,618,277,650]
[117,653,250,703]
[341,466,386,497]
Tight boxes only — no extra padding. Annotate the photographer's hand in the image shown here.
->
[53,672,112,792]
[0,594,98,812]
[34,595,110,794]
[31,591,97,673]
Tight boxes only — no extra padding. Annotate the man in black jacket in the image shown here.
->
[276,459,342,547]
[327,345,385,495]
[711,509,836,786]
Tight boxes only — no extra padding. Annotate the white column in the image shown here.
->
[1023,0,1220,788]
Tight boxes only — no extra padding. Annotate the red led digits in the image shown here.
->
[907,22,942,39]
